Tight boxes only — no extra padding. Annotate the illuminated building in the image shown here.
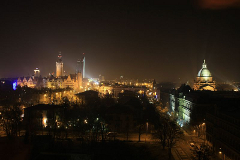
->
[34,68,40,77]
[170,84,240,127]
[82,55,86,78]
[24,104,64,129]
[17,77,35,88]
[193,60,216,91]
[56,53,63,78]
[63,75,76,88]
[43,73,83,91]
[99,85,113,96]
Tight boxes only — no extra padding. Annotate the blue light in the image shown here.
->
[13,82,17,90]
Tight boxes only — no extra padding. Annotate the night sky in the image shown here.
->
[1,0,240,82]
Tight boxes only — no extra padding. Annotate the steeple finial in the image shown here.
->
[202,59,207,68]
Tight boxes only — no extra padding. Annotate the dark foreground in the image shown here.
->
[0,136,172,160]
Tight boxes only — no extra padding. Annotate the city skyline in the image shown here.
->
[1,1,240,82]
[1,1,240,159]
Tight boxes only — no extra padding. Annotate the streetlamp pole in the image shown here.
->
[145,121,148,142]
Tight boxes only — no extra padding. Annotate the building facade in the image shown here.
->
[206,105,240,160]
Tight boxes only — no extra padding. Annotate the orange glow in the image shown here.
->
[43,117,47,127]
[198,0,240,9]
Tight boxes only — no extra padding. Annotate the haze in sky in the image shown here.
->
[1,1,240,82]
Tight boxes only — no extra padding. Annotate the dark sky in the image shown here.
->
[1,0,240,82]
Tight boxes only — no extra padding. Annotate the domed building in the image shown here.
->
[193,60,216,91]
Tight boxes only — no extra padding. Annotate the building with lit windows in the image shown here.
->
[24,104,64,129]
[206,103,240,160]
[170,84,240,128]
[17,77,36,88]
[42,73,83,91]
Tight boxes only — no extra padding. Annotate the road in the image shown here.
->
[172,130,206,160]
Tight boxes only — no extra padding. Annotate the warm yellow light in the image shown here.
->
[43,117,47,127]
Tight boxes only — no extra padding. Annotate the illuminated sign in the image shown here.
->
[13,82,17,90]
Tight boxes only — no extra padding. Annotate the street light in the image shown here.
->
[145,121,149,142]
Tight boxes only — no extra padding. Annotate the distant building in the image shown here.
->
[56,54,63,78]
[99,74,105,82]
[24,104,64,129]
[34,68,40,77]
[82,56,86,78]
[193,60,216,91]
[17,77,35,88]
[111,85,147,98]
[42,73,83,91]
[76,59,81,74]
[75,90,99,105]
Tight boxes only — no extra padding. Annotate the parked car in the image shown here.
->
[107,132,118,137]
[190,142,195,150]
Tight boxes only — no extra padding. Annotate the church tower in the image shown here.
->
[56,53,63,78]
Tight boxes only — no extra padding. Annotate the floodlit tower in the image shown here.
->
[56,53,63,78]
[82,53,86,78]
[34,68,40,77]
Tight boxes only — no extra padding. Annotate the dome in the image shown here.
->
[197,60,212,77]
[198,68,212,77]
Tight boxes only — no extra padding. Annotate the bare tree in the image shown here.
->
[2,105,22,139]
[192,144,212,160]
[166,120,183,160]
[155,119,168,149]
[154,112,183,160]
